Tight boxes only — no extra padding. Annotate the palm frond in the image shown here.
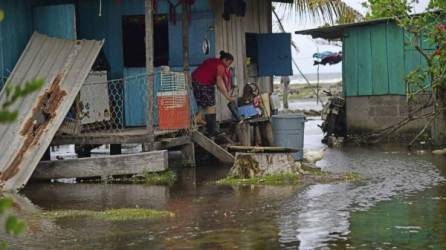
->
[279,0,363,24]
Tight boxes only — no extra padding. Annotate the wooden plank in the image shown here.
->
[387,23,406,95]
[228,146,301,153]
[32,150,168,180]
[191,130,235,164]
[52,128,177,145]
[344,29,358,96]
[357,27,372,95]
[371,23,390,95]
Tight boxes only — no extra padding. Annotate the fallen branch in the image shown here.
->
[408,111,439,147]
[350,99,434,144]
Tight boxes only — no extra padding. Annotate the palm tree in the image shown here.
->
[283,0,363,24]
[274,0,363,109]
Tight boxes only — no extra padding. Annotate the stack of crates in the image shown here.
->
[157,70,190,130]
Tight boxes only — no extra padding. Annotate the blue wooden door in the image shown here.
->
[33,4,76,39]
[256,33,292,76]
[168,11,215,67]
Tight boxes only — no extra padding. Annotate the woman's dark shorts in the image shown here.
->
[192,81,215,108]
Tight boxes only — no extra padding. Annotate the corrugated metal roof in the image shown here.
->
[0,32,103,191]
[295,18,393,39]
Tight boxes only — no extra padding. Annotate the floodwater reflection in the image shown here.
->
[2,119,446,249]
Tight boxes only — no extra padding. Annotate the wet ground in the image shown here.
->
[3,116,446,249]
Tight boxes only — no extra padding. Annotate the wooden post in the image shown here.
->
[110,144,122,155]
[282,76,290,110]
[182,3,190,82]
[182,3,194,129]
[180,143,196,167]
[144,0,154,150]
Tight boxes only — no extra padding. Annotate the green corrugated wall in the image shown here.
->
[343,21,430,96]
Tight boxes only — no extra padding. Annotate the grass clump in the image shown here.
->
[340,172,365,181]
[215,173,302,186]
[301,165,326,176]
[129,170,177,185]
[40,208,174,221]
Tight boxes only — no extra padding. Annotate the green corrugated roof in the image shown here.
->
[294,18,393,39]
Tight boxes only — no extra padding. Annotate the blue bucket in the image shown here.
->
[271,113,305,160]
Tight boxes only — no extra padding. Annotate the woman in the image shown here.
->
[192,51,236,137]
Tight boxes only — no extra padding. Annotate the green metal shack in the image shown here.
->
[296,18,432,136]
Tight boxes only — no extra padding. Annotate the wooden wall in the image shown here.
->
[0,0,32,89]
[209,0,273,121]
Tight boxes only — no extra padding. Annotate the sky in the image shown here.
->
[273,0,430,75]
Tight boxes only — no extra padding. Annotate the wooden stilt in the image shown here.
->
[180,143,196,167]
[110,144,122,155]
[144,0,154,151]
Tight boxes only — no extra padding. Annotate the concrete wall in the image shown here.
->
[346,95,432,136]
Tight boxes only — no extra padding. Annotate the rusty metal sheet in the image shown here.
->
[0,32,103,191]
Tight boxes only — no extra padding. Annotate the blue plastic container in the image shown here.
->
[271,113,305,160]
[238,104,258,118]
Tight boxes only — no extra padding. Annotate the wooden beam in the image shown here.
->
[227,145,301,153]
[32,150,168,180]
[154,136,192,149]
[51,134,154,145]
[191,131,235,164]
[145,0,154,143]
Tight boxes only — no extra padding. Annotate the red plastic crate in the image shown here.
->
[157,91,190,130]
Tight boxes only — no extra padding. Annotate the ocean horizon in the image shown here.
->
[274,72,342,85]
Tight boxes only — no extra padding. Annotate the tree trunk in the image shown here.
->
[432,88,446,146]
[229,152,302,178]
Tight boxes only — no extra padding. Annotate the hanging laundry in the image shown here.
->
[312,51,336,60]
[222,0,246,21]
[313,51,342,66]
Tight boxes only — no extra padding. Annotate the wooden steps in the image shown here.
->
[191,131,235,164]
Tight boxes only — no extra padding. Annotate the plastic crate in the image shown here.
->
[157,91,190,130]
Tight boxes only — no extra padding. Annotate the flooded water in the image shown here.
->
[3,117,446,249]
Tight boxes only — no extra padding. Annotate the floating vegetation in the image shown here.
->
[40,208,175,221]
[83,170,178,185]
[215,173,302,186]
[132,170,177,185]
[215,167,365,186]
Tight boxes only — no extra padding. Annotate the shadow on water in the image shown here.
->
[2,118,446,249]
